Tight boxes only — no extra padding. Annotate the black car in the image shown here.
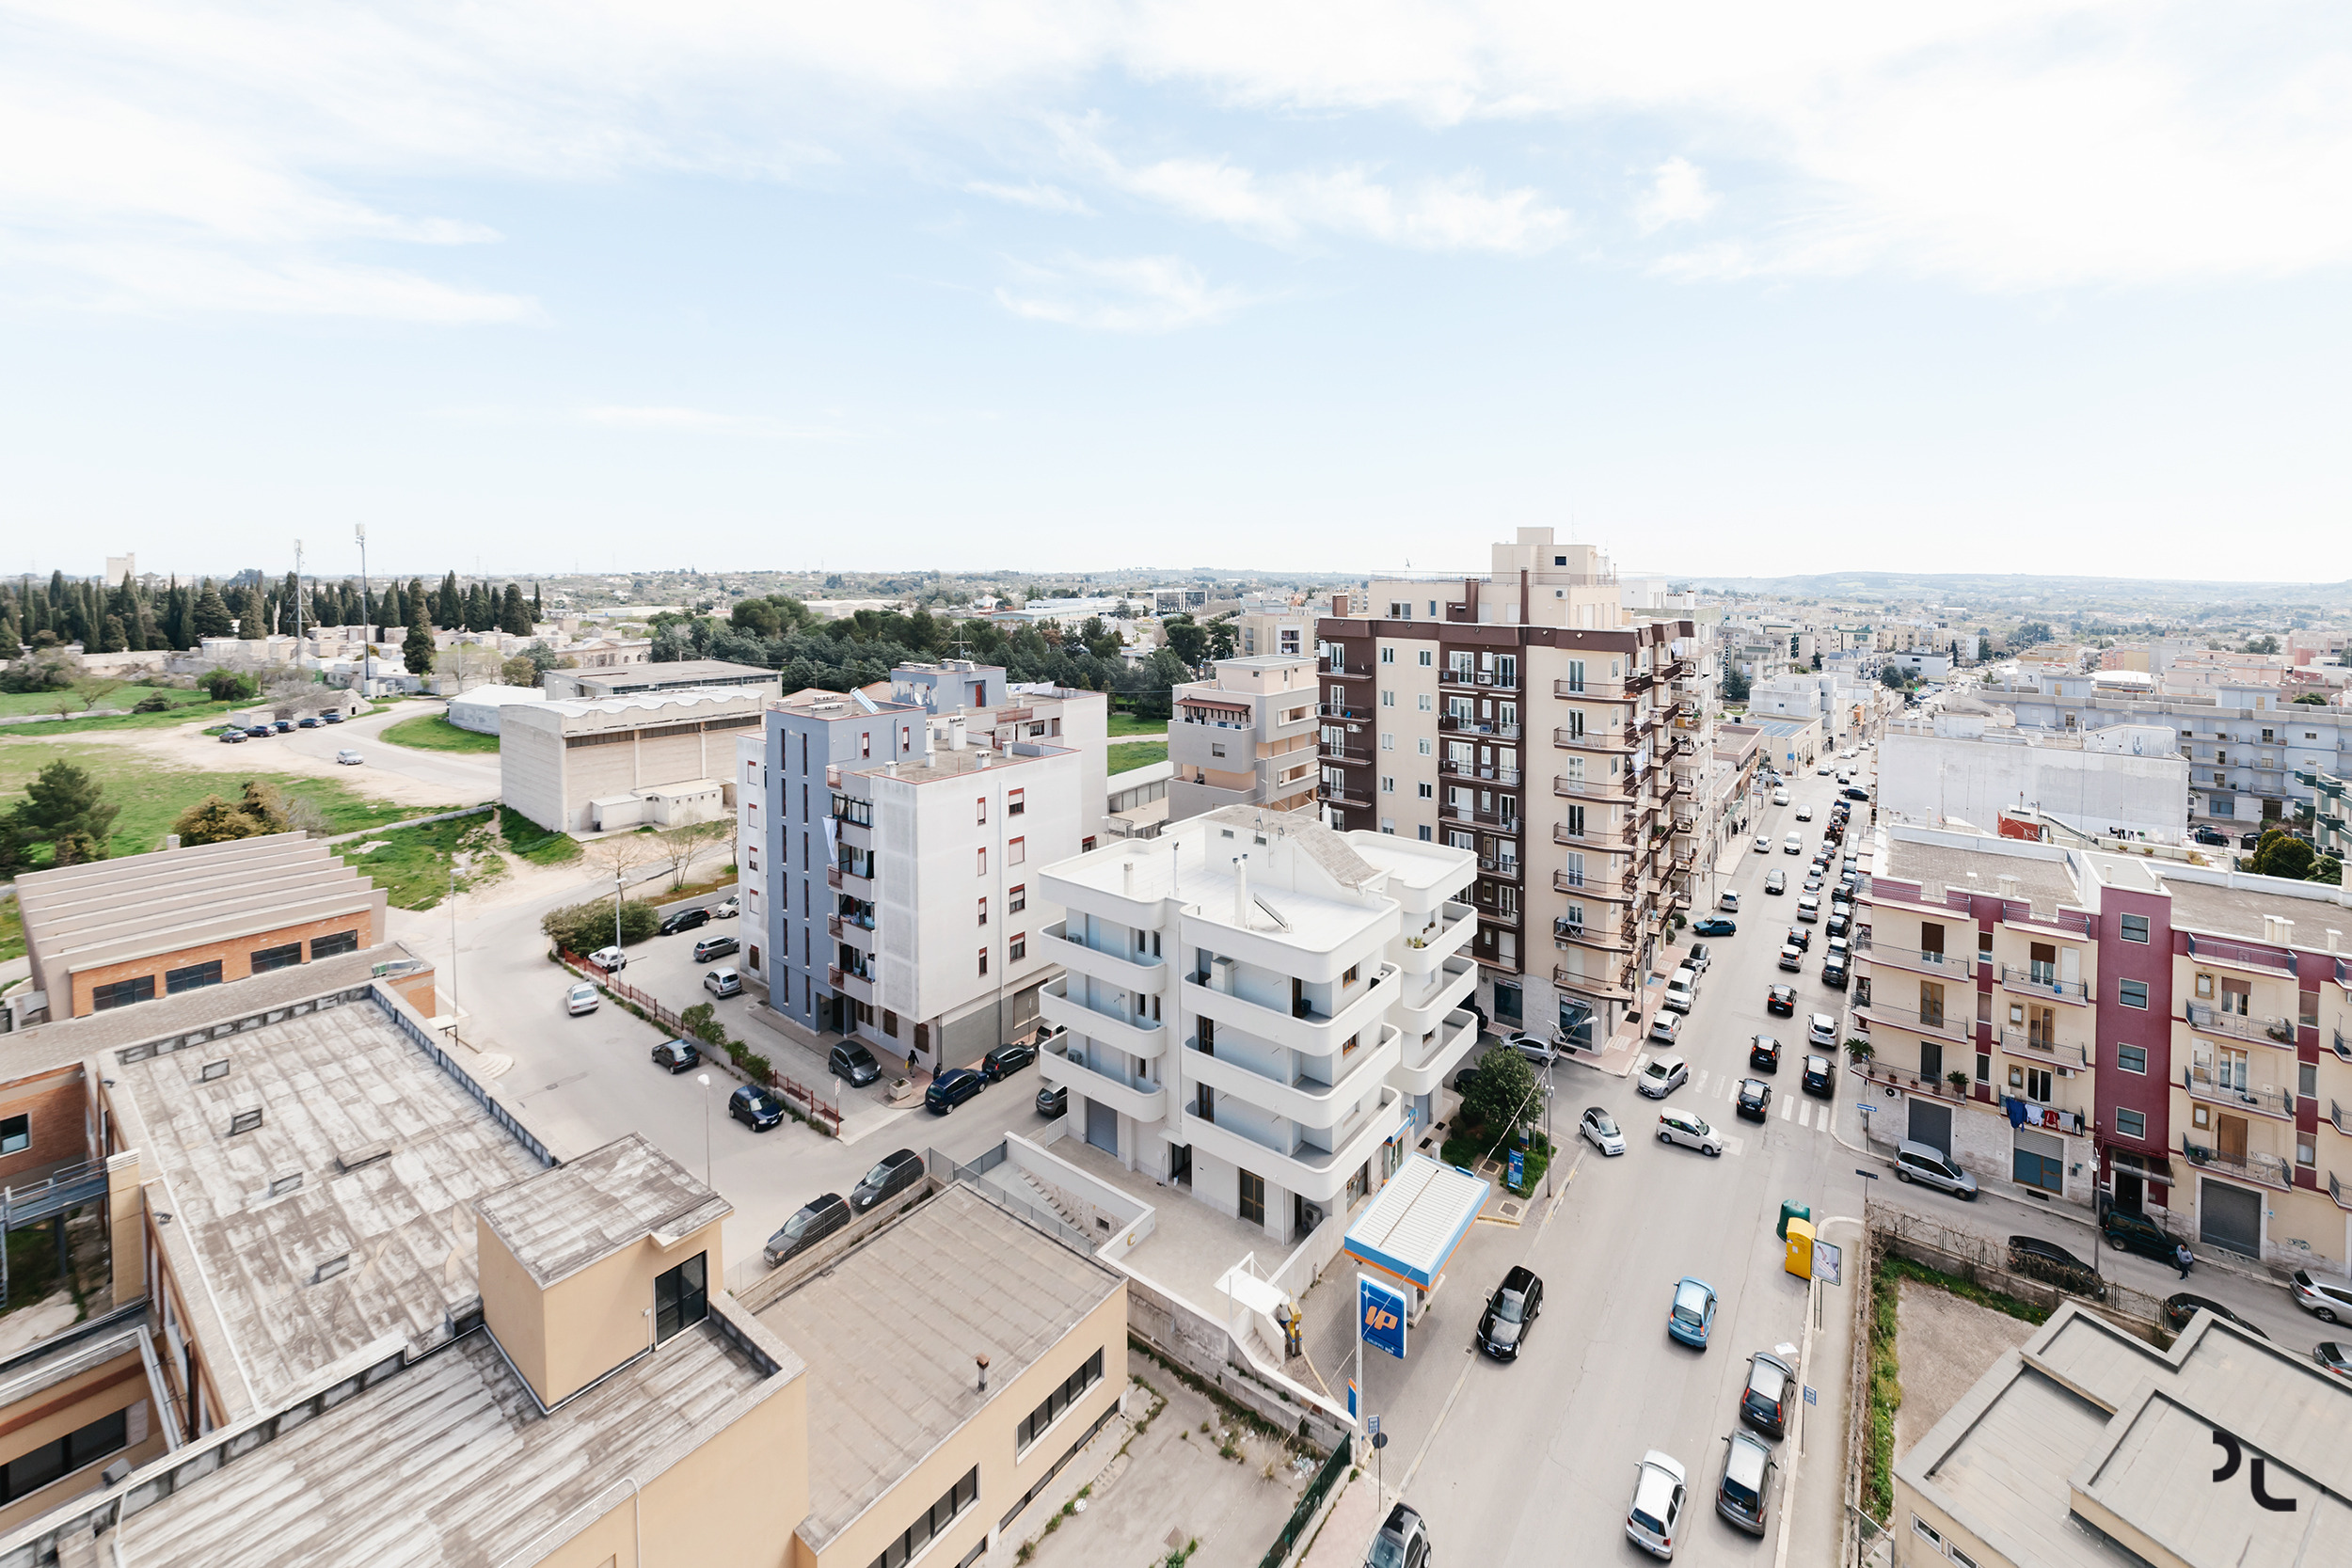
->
[2165,1292,2268,1337]
[2191,825,2231,847]
[1785,927,1809,951]
[322,710,343,723]
[244,725,272,739]
[2008,1236,2106,1301]
[1451,1061,1483,1095]
[2099,1207,2174,1262]
[1740,1351,1794,1438]
[830,1042,882,1086]
[1766,984,1797,1017]
[1717,1430,1775,1537]
[1035,1083,1068,1117]
[1750,1035,1781,1072]
[272,719,292,733]
[217,728,246,744]
[659,905,713,936]
[850,1148,924,1212]
[982,1040,1038,1081]
[1477,1264,1544,1360]
[925,1068,987,1115]
[652,1038,700,1073]
[729,1084,787,1132]
[1841,786,1869,801]
[1735,1078,1772,1122]
[1369,1502,1432,1568]
[1801,1054,1836,1098]
[295,716,320,729]
[764,1193,850,1266]
[692,935,739,963]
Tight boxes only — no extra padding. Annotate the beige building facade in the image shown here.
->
[501,688,763,833]
[1168,656,1320,822]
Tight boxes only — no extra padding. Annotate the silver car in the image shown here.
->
[564,982,599,1016]
[1807,1012,1838,1047]
[1580,1106,1627,1157]
[1639,1053,1689,1098]
[1626,1450,1687,1559]
[1657,1108,1724,1156]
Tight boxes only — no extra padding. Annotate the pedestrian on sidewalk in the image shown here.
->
[2174,1242,2194,1279]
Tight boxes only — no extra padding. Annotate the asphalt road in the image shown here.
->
[286,701,502,800]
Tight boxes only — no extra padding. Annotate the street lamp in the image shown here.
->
[697,1072,712,1187]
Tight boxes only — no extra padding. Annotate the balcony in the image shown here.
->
[2002,906,2095,941]
[1669,846,1696,874]
[2183,934,2297,978]
[1176,1085,1406,1205]
[2335,1028,2352,1064]
[1041,922,1168,994]
[1853,995,1973,1044]
[2184,1003,2297,1047]
[1394,1007,1481,1096]
[1399,900,1477,974]
[1440,796,1520,831]
[1476,855,1522,883]
[2177,1136,2292,1191]
[2335,1101,2352,1137]
[1553,821,1636,852]
[1182,963,1401,1057]
[2330,1172,2352,1213]
[1038,1045,1166,1122]
[1997,965,2090,1006]
[1438,668,1518,692]
[1316,702,1371,722]
[1438,714,1521,740]
[1553,960,1638,1003]
[1556,865,1636,902]
[828,913,875,950]
[1039,976,1168,1059]
[1397,956,1477,1037]
[1554,773,1635,801]
[1319,664,1374,683]
[2183,1065,2296,1120]
[826,961,873,1003]
[1851,938,1975,982]
[1183,1025,1400,1129]
[1996,1029,2089,1069]
[1552,918,1634,955]
[1553,725,1638,754]
[1318,784,1375,811]
[1438,758,1523,787]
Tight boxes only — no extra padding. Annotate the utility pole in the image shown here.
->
[697,1072,712,1187]
[355,525,372,692]
[293,538,305,667]
[447,864,459,1046]
[614,863,626,952]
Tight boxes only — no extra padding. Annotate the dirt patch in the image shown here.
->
[1893,1276,2039,1456]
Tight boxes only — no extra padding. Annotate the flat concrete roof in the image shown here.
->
[579,658,778,687]
[1880,837,2081,918]
[1054,809,1394,953]
[843,742,1070,788]
[1343,832,1479,899]
[477,1132,730,1290]
[520,688,766,724]
[755,1183,1122,1553]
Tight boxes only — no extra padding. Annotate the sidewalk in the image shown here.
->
[733,1001,927,1146]
[1783,1217,1861,1568]
[1296,1465,1381,1568]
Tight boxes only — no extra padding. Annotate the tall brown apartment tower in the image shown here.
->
[1316,530,1706,1047]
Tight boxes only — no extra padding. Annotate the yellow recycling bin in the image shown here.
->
[1784,1218,1816,1280]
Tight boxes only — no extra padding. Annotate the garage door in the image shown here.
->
[2199,1178,2262,1259]
[2013,1130,2064,1194]
[1086,1099,1119,1157]
[1907,1100,1952,1156]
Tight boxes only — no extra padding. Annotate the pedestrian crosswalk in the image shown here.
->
[1630,1050,1841,1157]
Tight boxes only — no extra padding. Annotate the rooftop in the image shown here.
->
[755,1183,1122,1552]
[477,1132,731,1290]
[527,688,766,722]
[1879,836,2082,919]
[579,657,778,685]
[1050,809,1402,951]
[844,740,1072,787]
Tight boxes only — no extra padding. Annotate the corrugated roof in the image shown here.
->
[1342,1156,1489,1290]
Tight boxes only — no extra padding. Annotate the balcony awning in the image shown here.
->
[1343,1154,1489,1293]
[1182,697,1252,715]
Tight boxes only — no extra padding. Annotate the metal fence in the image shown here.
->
[1259,1433,1351,1568]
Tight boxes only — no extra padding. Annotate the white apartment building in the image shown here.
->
[1035,809,1478,1244]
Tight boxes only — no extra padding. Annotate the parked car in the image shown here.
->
[981,1040,1039,1081]
[850,1148,925,1212]
[1734,1078,1772,1122]
[589,945,627,971]
[1661,974,1696,1015]
[1684,943,1711,975]
[1451,1061,1484,1096]
[1795,895,1820,923]
[1825,912,1851,939]
[244,725,272,739]
[1035,1083,1068,1117]
[1627,1450,1688,1559]
[1719,889,1740,912]
[1776,944,1804,974]
[1639,1053,1689,1098]
[1749,1035,1781,1071]
[2313,1342,2352,1381]
[692,935,739,962]
[1895,1140,1978,1199]
[2008,1236,2107,1300]
[1772,788,1790,805]
[1765,985,1796,1017]
[1754,835,1772,854]
[1843,785,1871,801]
[728,1084,787,1132]
[2164,1292,2267,1337]
[660,905,713,936]
[1581,1106,1627,1156]
[2191,825,2232,847]
[564,982,599,1016]
[703,967,742,998]
[830,1041,882,1085]
[2100,1206,2173,1262]
[1369,1502,1433,1568]
[296,716,320,729]
[1692,917,1737,937]
[652,1038,700,1073]
[712,895,740,918]
[763,1193,850,1266]
[217,728,246,744]
[2292,1270,2352,1323]
[1667,1277,1717,1348]
[1716,1430,1775,1537]
[925,1068,988,1115]
[1657,1108,1724,1156]
[1783,833,1804,855]
[1821,957,1849,990]
[1477,1265,1544,1360]
[1741,1351,1795,1438]
[334,749,364,765]
[1505,1029,1562,1067]
[271,719,292,734]
[1802,1054,1836,1098]
[1764,871,1787,895]
[1807,1012,1837,1046]
[1648,1011,1684,1047]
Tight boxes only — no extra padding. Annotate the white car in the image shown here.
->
[1719,889,1740,913]
[1649,1011,1684,1046]
[1580,1106,1627,1157]
[1782,833,1804,854]
[564,982,599,1016]
[1504,1030,1561,1067]
[1795,804,1813,821]
[1771,789,1789,806]
[1753,835,1772,854]
[1657,1108,1724,1155]
[1808,1012,1838,1047]
[1661,974,1696,1014]
[712,896,740,919]
[588,945,627,971]
[1627,1450,1688,1559]
[1639,1053,1689,1098]
[335,749,364,765]
[704,966,742,998]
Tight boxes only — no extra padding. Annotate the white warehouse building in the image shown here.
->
[1036,808,1478,1246]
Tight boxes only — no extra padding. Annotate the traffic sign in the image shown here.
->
[1804,1386,1818,1407]
[1508,1148,1525,1191]
[1367,1415,1380,1438]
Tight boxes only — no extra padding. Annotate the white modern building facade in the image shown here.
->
[1036,808,1478,1245]
[1877,714,2191,843]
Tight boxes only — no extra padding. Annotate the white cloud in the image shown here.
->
[964,180,1093,214]
[1635,157,1717,234]
[995,253,1252,331]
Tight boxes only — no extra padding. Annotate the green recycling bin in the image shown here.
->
[1777,1199,1812,1242]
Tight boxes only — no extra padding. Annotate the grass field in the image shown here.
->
[0,693,240,736]
[1107,740,1168,775]
[379,713,502,753]
[338,813,506,909]
[1106,712,1168,738]
[0,898,21,963]
[500,807,580,865]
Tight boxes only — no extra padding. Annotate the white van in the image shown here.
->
[1661,966,1698,1014]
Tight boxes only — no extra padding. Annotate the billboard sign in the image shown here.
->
[1359,1274,1408,1360]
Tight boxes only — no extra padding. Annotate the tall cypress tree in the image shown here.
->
[500,583,532,636]
[192,579,233,640]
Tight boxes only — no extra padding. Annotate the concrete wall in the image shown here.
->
[1880,731,2189,841]
[0,1348,167,1537]
[478,1213,724,1408]
[0,1064,87,1187]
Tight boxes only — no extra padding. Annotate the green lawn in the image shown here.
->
[1106,712,1168,738]
[338,814,506,909]
[0,691,239,735]
[1107,740,1168,775]
[379,712,502,753]
[0,897,22,963]
[499,807,581,865]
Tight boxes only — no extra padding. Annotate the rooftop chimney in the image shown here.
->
[1122,859,1136,896]
[1233,855,1249,929]
[977,1353,990,1393]
[1995,875,2022,905]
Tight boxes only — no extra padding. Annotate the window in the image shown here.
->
[978,947,990,977]
[977,797,988,824]
[90,975,154,1012]
[1417,738,1433,756]
[1380,734,1394,751]
[1082,835,1096,852]
[1417,781,1433,800]
[1380,690,1395,706]
[1343,964,1359,986]
[2118,978,2149,1010]
[866,1465,979,1568]
[1009,884,1025,913]
[1008,836,1025,865]
[747,944,760,974]
[2113,1108,2147,1140]
[977,848,987,876]
[1016,1348,1104,1451]
[1913,1516,1944,1548]
[2119,913,2150,943]
[1010,933,1026,962]
[977,897,988,927]
[249,941,303,974]
[0,1116,26,1156]
[653,1253,708,1342]
[0,1406,127,1504]
[2116,1044,2148,1074]
[165,959,223,995]
[1380,647,1394,664]
[882,1009,898,1037]
[1418,650,1432,666]
[1380,776,1394,793]
[1008,788,1025,816]
[1238,1170,1266,1227]
[1417,693,1433,712]
[310,929,359,959]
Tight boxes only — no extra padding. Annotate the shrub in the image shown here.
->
[201,669,259,702]
[542,897,657,953]
[132,692,173,713]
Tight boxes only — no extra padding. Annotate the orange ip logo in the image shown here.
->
[1363,1301,1400,1334]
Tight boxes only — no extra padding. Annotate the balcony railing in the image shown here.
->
[2336,1101,2352,1136]
[1438,759,1522,786]
[1851,938,1974,981]
[2185,1003,2297,1047]
[1438,669,1518,691]
[2184,934,2297,977]
[2330,1172,2352,1212]
[1316,703,1371,721]
[1997,965,2090,1004]
[2335,1028,2352,1064]
[1554,773,1635,800]
[1553,678,1638,702]
[1854,995,1973,1043]
[1476,856,1522,882]
[2178,1136,2293,1191]
[1317,784,1374,811]
[1995,1029,2088,1068]
[1438,715,1521,739]
[1553,726,1638,753]
[1322,744,1375,767]
[1552,918,1634,954]
[1438,798,1519,831]
[1554,821,1636,851]
[2183,1065,2296,1119]
[1553,961,1639,1002]
[1555,866,1636,900]
[1319,665,1373,682]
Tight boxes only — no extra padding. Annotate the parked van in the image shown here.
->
[1895,1141,1979,1200]
[1661,967,1698,1014]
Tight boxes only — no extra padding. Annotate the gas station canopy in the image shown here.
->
[1343,1155,1490,1292]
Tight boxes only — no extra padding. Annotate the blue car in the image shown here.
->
[925,1068,988,1115]
[1668,1276,1717,1349]
[1692,917,1736,937]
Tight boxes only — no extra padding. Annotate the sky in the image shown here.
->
[2,0,2349,583]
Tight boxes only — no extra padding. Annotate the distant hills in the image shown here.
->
[1672,571,2352,610]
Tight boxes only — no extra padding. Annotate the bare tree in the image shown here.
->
[68,674,125,717]
[656,818,731,891]
[434,643,502,694]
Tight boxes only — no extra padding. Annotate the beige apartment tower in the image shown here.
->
[1166,655,1321,823]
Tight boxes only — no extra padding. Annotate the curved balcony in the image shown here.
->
[1039,976,1168,1059]
[1393,1007,1481,1097]
[1396,955,1477,1037]
[1851,939,1974,983]
[1041,922,1168,995]
[1552,919,1634,955]
[1853,995,1972,1045]
[1177,1085,1405,1205]
[1554,822,1636,853]
[1554,774,1635,801]
[1397,901,1476,974]
[1039,1046,1166,1122]
[2184,1003,2296,1048]
[1181,1025,1400,1130]
[1182,964,1401,1056]
[1996,1029,2089,1069]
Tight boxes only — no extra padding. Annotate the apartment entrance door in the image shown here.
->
[2215,1113,2248,1164]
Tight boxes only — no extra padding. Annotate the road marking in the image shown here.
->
[1780,1095,1795,1121]
[1634,1052,1650,1071]
[1695,1069,1710,1092]
[1723,1134,1747,1157]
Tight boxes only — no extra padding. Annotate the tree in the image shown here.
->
[9,760,119,859]
[1205,617,1238,661]
[1721,668,1752,703]
[402,609,437,676]
[2295,692,2328,705]
[70,674,125,716]
[434,643,501,692]
[1460,1048,1537,1143]
[202,668,258,702]
[2244,635,2280,655]
[541,896,658,954]
[501,654,538,687]
[499,583,533,637]
[1810,650,1822,672]
[2313,855,2343,887]
[1163,616,1208,665]
[191,581,234,640]
[2247,830,2316,881]
[656,818,732,890]
[172,792,276,845]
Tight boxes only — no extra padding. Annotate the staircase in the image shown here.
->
[1004,1165,1089,1233]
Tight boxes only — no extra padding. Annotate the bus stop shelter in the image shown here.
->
[1342,1154,1489,1323]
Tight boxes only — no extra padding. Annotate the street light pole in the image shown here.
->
[355,525,371,692]
[614,865,625,953]
[447,864,459,1046]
